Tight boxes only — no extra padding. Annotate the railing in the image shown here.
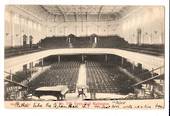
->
[121,44,164,56]
[5,45,43,58]
[136,66,164,77]
[4,71,28,88]
[4,78,27,88]
[132,74,164,87]
[131,66,164,87]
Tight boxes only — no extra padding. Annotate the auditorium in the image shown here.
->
[4,5,164,101]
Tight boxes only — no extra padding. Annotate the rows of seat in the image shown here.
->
[28,61,80,93]
[86,61,134,94]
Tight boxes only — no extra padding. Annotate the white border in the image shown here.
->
[0,0,169,116]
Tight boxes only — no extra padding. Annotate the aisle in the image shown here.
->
[76,64,87,87]
[66,63,127,100]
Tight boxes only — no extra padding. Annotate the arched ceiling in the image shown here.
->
[14,5,136,22]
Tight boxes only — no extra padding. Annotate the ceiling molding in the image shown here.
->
[55,6,66,22]
[40,5,52,15]
[98,5,104,21]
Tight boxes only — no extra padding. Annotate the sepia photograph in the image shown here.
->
[3,3,166,109]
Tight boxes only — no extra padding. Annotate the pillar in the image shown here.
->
[10,69,13,81]
[121,57,124,66]
[132,61,135,72]
[29,62,33,78]
[105,54,108,63]
[11,12,14,47]
[81,55,84,63]
[41,58,43,70]
[137,28,142,45]
[58,55,61,63]
[151,68,154,77]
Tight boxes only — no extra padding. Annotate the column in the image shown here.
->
[81,55,84,63]
[58,55,61,63]
[132,61,135,72]
[137,28,142,45]
[10,69,13,81]
[11,12,14,47]
[121,57,124,66]
[151,68,154,77]
[40,58,43,70]
[29,62,33,78]
[19,15,22,46]
[105,54,108,63]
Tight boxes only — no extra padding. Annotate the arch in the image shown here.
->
[29,35,33,48]
[90,33,98,37]
[90,33,98,43]
[67,34,76,43]
[68,34,76,38]
[23,34,27,47]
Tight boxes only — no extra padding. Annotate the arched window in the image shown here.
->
[29,35,33,48]
[67,34,75,43]
[91,33,98,44]
[23,34,27,47]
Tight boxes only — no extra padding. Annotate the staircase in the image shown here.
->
[132,66,164,98]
